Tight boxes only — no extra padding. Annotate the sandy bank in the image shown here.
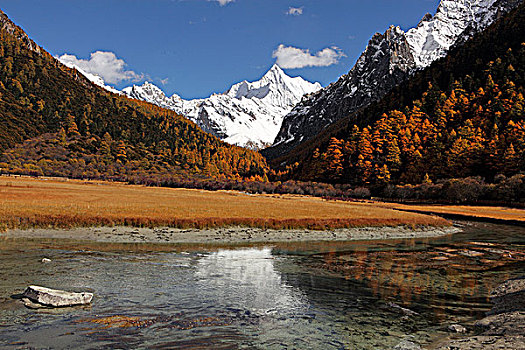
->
[2,225,460,244]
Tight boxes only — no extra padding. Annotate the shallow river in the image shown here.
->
[0,222,524,349]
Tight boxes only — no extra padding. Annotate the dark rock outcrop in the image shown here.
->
[0,9,41,54]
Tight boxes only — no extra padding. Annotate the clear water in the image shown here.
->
[0,222,523,349]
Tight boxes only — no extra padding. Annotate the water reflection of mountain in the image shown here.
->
[272,250,442,349]
[268,224,525,349]
[195,248,306,315]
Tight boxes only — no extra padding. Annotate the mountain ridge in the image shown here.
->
[264,0,522,159]
[268,0,525,186]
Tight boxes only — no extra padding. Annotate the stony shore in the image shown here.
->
[435,276,525,349]
[2,225,460,244]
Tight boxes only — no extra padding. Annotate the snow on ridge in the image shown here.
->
[406,0,500,68]
[57,57,121,94]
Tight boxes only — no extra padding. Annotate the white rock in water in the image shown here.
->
[41,258,51,263]
[23,285,93,307]
[448,324,467,333]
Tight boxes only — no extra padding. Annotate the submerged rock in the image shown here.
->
[386,302,419,316]
[436,276,525,349]
[393,336,422,350]
[475,311,525,335]
[489,276,525,315]
[22,285,93,307]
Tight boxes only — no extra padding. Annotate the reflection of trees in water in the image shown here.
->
[313,240,524,322]
[273,251,440,350]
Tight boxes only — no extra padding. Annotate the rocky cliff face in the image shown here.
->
[265,0,522,159]
[436,276,525,349]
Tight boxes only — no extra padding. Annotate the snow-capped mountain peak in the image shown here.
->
[258,64,290,88]
[226,64,321,107]
[123,81,163,99]
[122,81,184,111]
[122,65,321,149]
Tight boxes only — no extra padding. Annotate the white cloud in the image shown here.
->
[212,0,234,6]
[57,51,143,85]
[272,44,345,69]
[286,7,303,16]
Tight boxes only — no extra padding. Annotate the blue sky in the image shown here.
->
[2,0,440,99]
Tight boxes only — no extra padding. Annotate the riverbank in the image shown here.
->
[1,225,460,244]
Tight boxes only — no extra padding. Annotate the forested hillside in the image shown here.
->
[0,9,268,181]
[264,0,522,161]
[274,2,525,189]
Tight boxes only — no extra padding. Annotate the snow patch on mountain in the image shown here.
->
[405,0,503,67]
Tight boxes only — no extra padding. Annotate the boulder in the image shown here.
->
[436,276,525,349]
[22,285,93,307]
[387,302,419,316]
[475,311,525,335]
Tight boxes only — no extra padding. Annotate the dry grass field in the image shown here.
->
[0,176,448,231]
[376,202,525,224]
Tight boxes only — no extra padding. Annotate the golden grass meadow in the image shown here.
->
[0,176,449,231]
